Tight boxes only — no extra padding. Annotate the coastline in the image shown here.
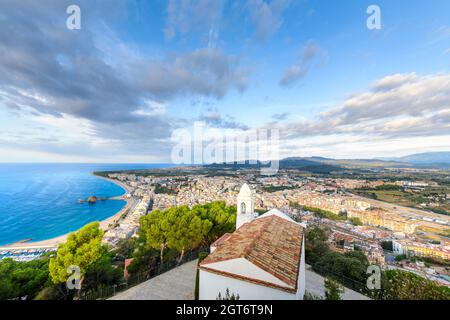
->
[1,174,133,249]
[95,174,132,195]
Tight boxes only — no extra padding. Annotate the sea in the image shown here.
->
[0,163,173,246]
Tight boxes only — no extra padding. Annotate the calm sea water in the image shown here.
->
[0,163,173,246]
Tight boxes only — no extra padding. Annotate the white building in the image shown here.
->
[198,184,306,300]
[236,183,256,229]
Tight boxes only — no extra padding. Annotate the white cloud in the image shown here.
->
[312,73,450,135]
[272,72,450,158]
[247,0,292,41]
[164,0,225,41]
[372,73,418,90]
[132,100,167,117]
[280,40,325,87]
[278,134,450,159]
[279,65,306,86]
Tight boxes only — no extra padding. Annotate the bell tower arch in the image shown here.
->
[236,183,254,229]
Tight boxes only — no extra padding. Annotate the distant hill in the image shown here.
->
[279,158,344,173]
[299,157,408,169]
[206,158,344,173]
[379,152,450,164]
[205,152,450,172]
[206,156,406,173]
[301,154,450,169]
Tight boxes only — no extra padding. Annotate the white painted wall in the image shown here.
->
[201,258,289,288]
[199,247,305,300]
[296,237,306,300]
[393,240,404,255]
[199,269,298,300]
[236,185,255,229]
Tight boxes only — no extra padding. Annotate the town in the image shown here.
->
[98,166,450,288]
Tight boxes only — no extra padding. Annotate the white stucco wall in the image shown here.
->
[392,240,404,255]
[199,247,305,300]
[296,237,306,299]
[199,269,298,300]
[201,258,289,287]
[200,206,306,300]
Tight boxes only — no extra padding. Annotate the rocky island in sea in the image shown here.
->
[0,163,168,246]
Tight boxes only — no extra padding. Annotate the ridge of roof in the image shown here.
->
[199,214,304,291]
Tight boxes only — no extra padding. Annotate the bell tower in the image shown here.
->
[236,183,254,229]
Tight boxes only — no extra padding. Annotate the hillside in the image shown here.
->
[380,152,450,164]
[205,153,450,172]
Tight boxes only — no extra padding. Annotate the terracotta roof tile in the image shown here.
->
[199,215,304,292]
[211,233,231,247]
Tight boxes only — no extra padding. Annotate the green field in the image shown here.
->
[352,185,450,216]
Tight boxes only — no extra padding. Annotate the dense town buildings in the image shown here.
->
[103,196,152,247]
[347,209,417,234]
[104,170,450,286]
[393,240,450,261]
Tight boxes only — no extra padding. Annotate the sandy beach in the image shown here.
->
[1,175,133,249]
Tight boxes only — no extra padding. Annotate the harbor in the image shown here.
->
[0,246,57,262]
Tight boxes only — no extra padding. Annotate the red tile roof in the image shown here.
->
[199,215,304,293]
[211,233,231,248]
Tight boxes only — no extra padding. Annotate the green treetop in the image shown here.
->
[324,277,343,300]
[166,206,212,262]
[139,209,171,263]
[48,222,107,285]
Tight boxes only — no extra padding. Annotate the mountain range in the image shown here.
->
[206,152,450,173]
[378,152,450,164]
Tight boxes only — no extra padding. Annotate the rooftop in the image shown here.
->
[199,214,304,293]
[210,233,232,248]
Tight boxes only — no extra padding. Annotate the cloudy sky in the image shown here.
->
[0,0,449,163]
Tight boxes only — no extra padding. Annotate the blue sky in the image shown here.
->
[0,0,449,162]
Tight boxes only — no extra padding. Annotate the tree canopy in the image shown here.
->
[381,269,450,300]
[49,222,108,285]
[0,256,51,300]
[138,201,235,264]
[165,206,212,261]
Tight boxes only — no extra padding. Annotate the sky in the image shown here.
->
[0,0,449,163]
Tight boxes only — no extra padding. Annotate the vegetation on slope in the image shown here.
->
[305,226,450,300]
